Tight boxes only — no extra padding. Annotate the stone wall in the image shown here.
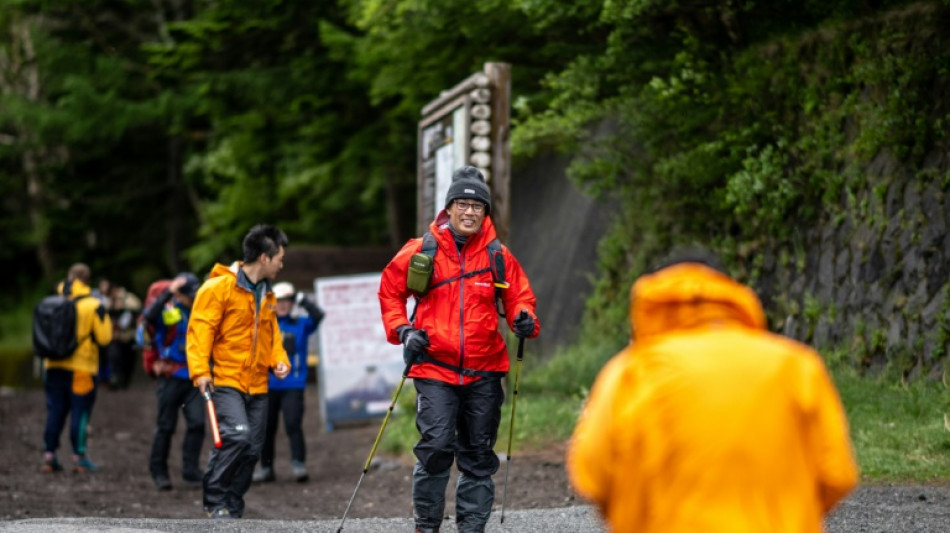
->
[766,151,950,379]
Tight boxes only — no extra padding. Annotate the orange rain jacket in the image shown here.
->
[186,263,289,394]
[379,212,539,385]
[567,263,858,533]
[45,279,113,394]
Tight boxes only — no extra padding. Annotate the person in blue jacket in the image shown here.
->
[143,272,205,491]
[253,281,324,483]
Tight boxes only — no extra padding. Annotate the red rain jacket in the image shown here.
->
[378,212,539,385]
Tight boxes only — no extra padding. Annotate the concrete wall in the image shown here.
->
[508,152,618,356]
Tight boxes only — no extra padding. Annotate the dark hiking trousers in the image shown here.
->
[43,368,97,456]
[148,376,205,482]
[202,387,268,517]
[260,388,306,467]
[412,377,504,533]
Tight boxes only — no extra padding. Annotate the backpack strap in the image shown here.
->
[486,238,508,317]
[421,231,438,259]
[71,294,96,346]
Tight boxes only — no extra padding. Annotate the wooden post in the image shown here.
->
[485,62,511,244]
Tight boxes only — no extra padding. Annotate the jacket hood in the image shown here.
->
[630,262,766,340]
[429,209,498,254]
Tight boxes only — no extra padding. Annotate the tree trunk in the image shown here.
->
[23,149,55,280]
[9,16,57,281]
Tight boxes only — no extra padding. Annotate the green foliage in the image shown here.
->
[521,330,623,398]
[510,1,950,352]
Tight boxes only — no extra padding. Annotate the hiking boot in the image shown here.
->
[252,465,275,483]
[153,474,172,491]
[415,527,439,533]
[41,454,63,473]
[291,460,309,483]
[207,508,232,519]
[72,455,98,473]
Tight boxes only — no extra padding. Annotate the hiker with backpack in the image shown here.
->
[143,272,205,491]
[378,166,540,533]
[37,263,113,473]
[252,281,325,484]
[186,224,292,519]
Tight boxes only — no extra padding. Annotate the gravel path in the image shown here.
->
[3,485,950,532]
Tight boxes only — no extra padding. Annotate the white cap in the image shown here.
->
[273,282,295,300]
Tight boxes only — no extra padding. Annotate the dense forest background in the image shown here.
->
[3,0,950,376]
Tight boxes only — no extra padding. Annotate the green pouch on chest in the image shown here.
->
[407,253,434,293]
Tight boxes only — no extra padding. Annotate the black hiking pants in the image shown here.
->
[148,376,204,482]
[412,377,504,533]
[202,387,268,517]
[260,388,306,467]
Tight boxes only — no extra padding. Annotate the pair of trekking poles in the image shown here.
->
[336,333,528,532]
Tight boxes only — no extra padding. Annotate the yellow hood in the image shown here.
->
[630,262,766,340]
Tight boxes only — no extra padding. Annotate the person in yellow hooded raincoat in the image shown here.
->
[186,224,291,519]
[42,263,113,473]
[567,247,858,533]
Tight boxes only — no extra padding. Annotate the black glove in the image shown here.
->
[297,295,325,327]
[513,310,535,338]
[397,325,429,365]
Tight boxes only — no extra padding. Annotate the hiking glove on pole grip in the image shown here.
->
[513,310,535,338]
[397,325,429,365]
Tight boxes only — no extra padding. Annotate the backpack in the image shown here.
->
[32,293,90,360]
[409,231,509,316]
[138,279,171,376]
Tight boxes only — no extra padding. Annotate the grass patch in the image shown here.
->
[0,305,33,351]
[0,297,40,388]
[835,367,950,481]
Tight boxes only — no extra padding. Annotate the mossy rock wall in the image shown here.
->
[759,154,949,380]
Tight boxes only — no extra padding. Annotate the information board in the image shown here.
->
[417,62,511,242]
[314,273,409,431]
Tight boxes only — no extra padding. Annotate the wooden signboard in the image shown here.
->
[417,62,511,243]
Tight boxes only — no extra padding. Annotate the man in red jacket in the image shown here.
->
[379,166,540,533]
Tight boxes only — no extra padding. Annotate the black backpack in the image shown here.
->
[32,293,90,360]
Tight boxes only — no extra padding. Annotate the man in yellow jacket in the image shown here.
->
[187,224,291,519]
[42,263,113,473]
[567,248,858,533]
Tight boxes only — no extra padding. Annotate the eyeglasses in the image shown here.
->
[454,201,486,214]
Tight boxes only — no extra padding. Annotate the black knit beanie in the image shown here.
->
[444,166,491,214]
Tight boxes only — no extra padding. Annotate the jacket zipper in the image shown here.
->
[457,246,465,385]
[250,288,261,370]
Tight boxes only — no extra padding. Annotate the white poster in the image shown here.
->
[434,143,454,219]
[433,106,469,219]
[314,273,408,431]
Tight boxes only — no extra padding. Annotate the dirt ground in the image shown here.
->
[0,374,578,521]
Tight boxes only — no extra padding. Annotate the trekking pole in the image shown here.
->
[203,390,222,449]
[337,361,413,533]
[500,334,526,524]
